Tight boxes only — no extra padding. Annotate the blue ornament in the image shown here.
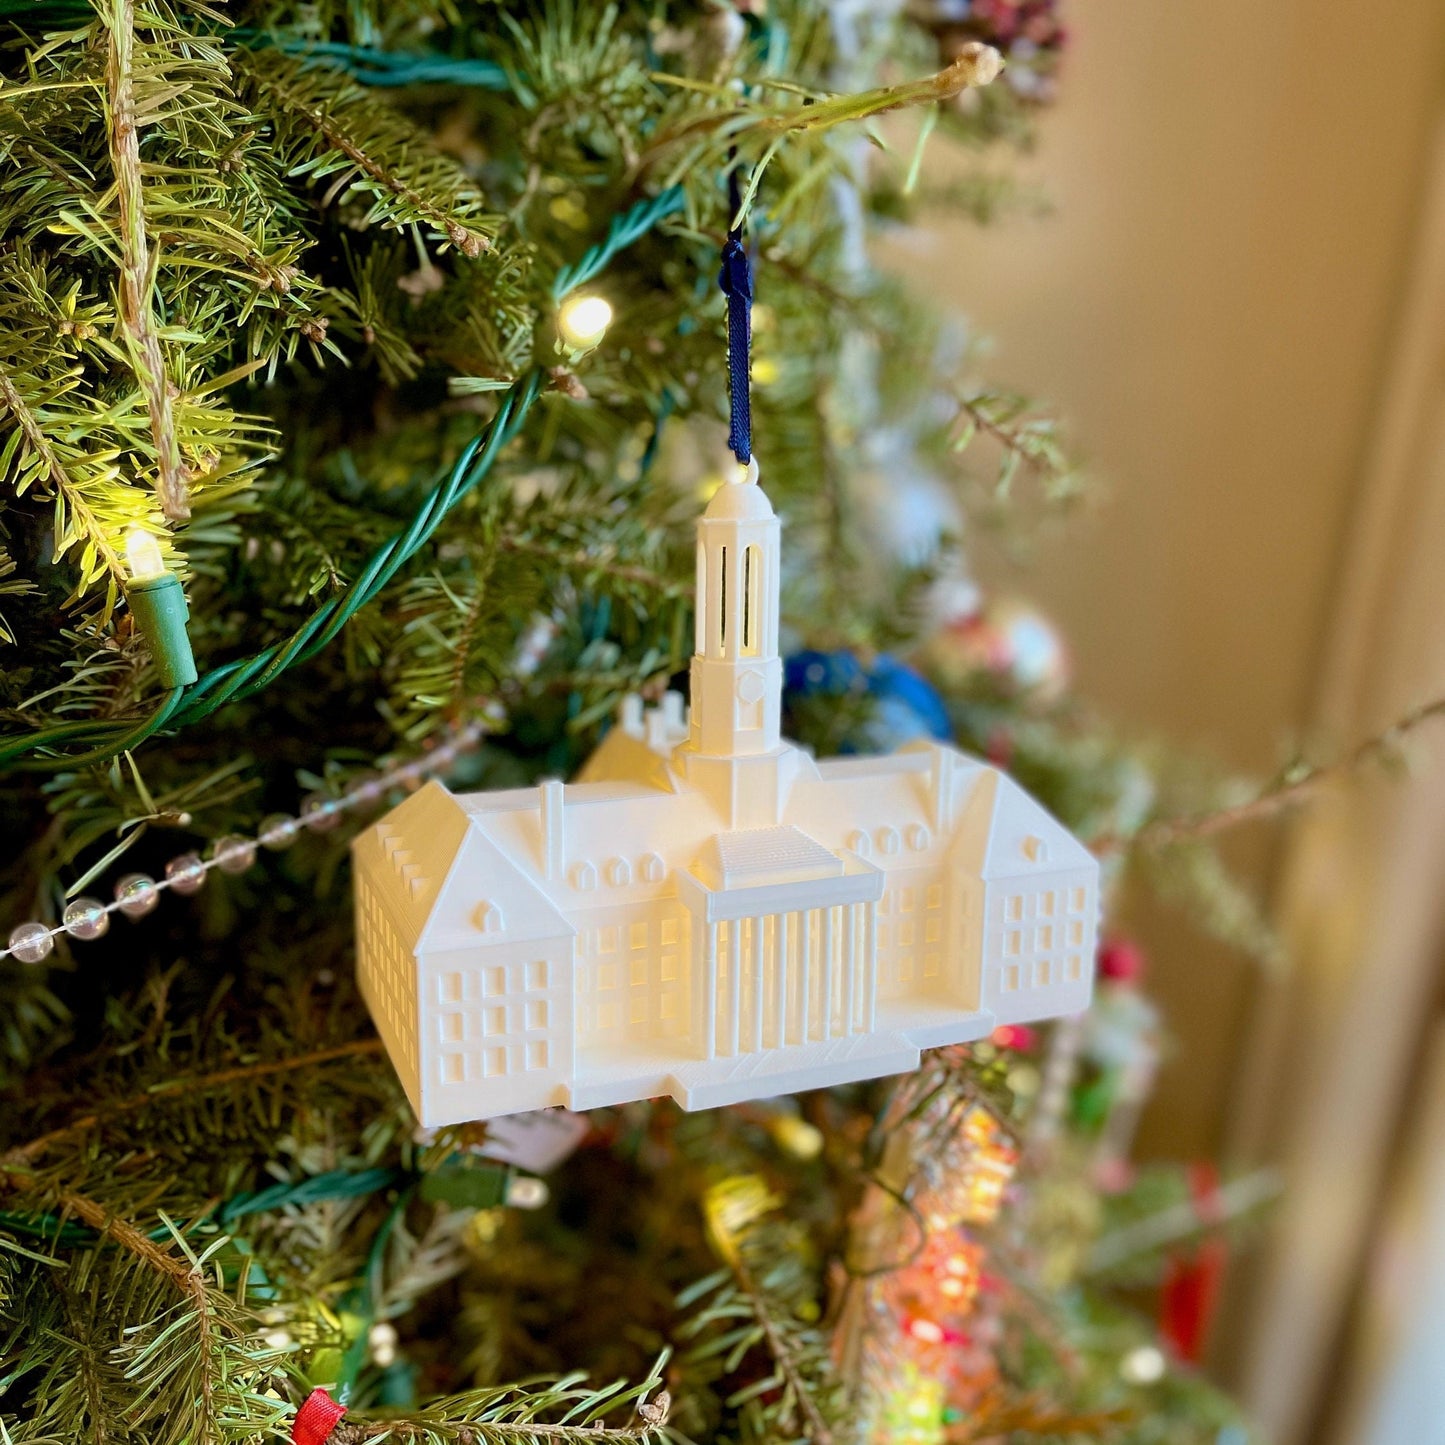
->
[867,655,954,743]
[784,650,952,753]
[785,649,869,698]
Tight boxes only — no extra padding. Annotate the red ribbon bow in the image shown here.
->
[293,1388,346,1445]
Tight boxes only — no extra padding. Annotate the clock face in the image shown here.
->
[736,671,765,704]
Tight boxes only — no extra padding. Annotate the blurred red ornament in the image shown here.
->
[1159,1163,1228,1363]
[991,1023,1038,1051]
[1098,936,1147,985]
[985,726,1014,768]
[1093,1156,1137,1194]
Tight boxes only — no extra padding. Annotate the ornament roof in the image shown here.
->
[697,825,845,890]
[360,733,1091,958]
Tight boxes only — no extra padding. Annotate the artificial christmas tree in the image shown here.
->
[8,3,1437,1442]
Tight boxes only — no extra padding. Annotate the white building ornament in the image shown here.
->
[354,462,1100,1126]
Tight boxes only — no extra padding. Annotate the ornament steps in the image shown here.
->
[572,1029,929,1114]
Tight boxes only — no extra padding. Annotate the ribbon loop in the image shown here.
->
[719,209,754,464]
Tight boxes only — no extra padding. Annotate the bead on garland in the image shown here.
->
[2,713,495,965]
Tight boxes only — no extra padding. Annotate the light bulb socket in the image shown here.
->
[127,572,198,688]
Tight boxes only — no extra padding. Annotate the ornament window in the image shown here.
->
[694,542,707,653]
[741,545,761,656]
[718,545,729,655]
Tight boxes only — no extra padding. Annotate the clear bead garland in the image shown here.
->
[2,716,491,965]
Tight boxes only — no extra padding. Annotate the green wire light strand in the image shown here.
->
[0,187,686,772]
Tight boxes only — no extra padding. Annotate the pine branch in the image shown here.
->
[4,1179,227,1439]
[332,1410,669,1444]
[496,537,686,597]
[327,1367,673,1445]
[752,44,1004,135]
[1092,694,1445,855]
[101,0,188,520]
[952,388,1080,504]
[729,1250,835,1445]
[60,1283,111,1445]
[0,355,131,599]
[680,1184,844,1445]
[5,1037,383,1165]
[644,43,1004,176]
[238,50,494,256]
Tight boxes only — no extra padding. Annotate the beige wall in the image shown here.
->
[880,0,1445,1162]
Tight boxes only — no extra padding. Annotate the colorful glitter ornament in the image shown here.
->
[914,596,1070,703]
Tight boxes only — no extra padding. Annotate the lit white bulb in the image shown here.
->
[505,1175,549,1210]
[368,1320,399,1367]
[125,527,167,583]
[1119,1344,1167,1385]
[557,294,613,352]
